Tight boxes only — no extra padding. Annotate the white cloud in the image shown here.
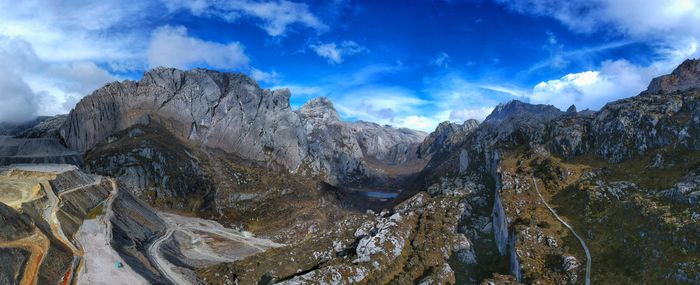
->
[148,26,249,69]
[250,67,281,84]
[531,41,699,111]
[0,0,147,119]
[495,0,700,39]
[0,0,151,64]
[496,0,700,110]
[0,0,327,121]
[162,0,328,36]
[330,86,441,131]
[309,41,367,64]
[531,59,663,110]
[0,36,116,119]
[431,52,451,68]
[399,115,445,132]
[421,73,525,125]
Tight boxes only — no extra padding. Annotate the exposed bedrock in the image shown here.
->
[109,183,169,283]
[61,68,426,187]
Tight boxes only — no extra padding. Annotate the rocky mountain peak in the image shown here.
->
[647,58,700,93]
[484,100,563,124]
[419,119,480,156]
[298,96,340,122]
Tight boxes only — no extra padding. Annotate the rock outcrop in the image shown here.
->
[16,115,66,139]
[647,58,700,93]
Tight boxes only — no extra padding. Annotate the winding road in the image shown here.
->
[531,176,591,285]
[75,178,149,285]
[147,226,190,285]
[45,175,104,284]
[146,212,283,285]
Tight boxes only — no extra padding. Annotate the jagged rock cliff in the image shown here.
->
[60,68,425,186]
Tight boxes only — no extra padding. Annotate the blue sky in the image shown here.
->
[0,0,699,131]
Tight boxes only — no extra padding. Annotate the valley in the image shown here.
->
[0,59,699,284]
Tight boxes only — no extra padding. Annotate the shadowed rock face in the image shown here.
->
[61,68,426,186]
[0,136,81,166]
[0,248,30,285]
[0,203,34,242]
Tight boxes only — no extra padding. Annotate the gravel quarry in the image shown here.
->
[147,212,283,284]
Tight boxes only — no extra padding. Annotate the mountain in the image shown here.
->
[59,68,426,187]
[0,59,699,285]
[647,58,700,93]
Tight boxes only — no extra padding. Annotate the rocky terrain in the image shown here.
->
[60,68,426,187]
[0,58,699,285]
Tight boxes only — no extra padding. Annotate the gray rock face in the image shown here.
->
[16,115,66,139]
[647,58,700,93]
[61,69,426,186]
[297,97,427,184]
[85,121,214,209]
[419,120,479,157]
[591,91,698,162]
[61,68,307,173]
[484,100,563,125]
[477,100,564,150]
[459,86,700,164]
[562,255,580,285]
[661,171,700,204]
[548,112,595,159]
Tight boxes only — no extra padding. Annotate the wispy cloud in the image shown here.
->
[527,38,637,73]
[309,40,367,64]
[162,0,328,36]
[281,68,523,132]
[250,67,281,84]
[430,52,451,68]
